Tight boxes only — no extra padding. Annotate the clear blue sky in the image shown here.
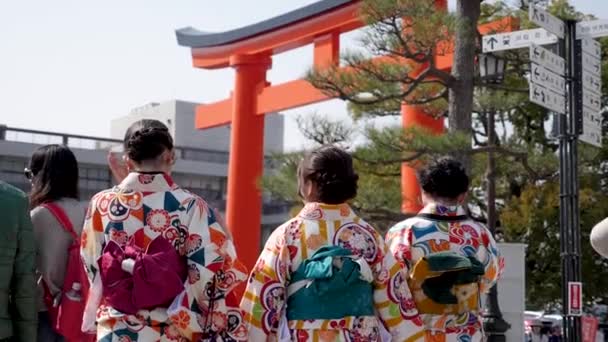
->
[0,0,605,150]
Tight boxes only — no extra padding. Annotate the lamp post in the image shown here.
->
[478,53,511,342]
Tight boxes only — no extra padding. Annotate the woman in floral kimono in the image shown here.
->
[81,119,248,341]
[241,146,423,341]
[386,158,504,342]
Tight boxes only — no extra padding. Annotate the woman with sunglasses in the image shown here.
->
[27,144,85,342]
[80,119,247,341]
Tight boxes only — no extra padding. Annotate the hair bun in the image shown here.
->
[124,120,174,163]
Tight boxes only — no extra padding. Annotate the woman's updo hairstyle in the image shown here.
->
[123,119,174,163]
[298,145,359,204]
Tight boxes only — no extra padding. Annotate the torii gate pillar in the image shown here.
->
[225,54,271,270]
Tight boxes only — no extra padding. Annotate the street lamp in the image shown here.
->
[478,53,511,342]
[478,53,506,84]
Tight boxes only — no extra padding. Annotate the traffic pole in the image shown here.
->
[560,19,582,342]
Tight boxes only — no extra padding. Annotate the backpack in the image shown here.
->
[40,202,95,342]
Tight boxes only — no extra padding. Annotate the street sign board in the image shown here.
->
[580,123,602,147]
[530,63,566,94]
[529,82,566,113]
[482,28,558,53]
[582,107,602,127]
[582,53,601,75]
[568,282,583,316]
[530,5,565,38]
[580,38,601,57]
[582,90,602,112]
[576,19,608,39]
[582,69,602,95]
[530,44,566,76]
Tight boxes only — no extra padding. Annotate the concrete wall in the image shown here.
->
[493,243,527,342]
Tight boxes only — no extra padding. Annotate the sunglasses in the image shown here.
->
[24,168,35,180]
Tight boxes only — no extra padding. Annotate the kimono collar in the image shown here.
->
[297,202,356,221]
[419,202,467,217]
[118,172,178,193]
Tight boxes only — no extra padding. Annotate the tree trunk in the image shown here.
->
[448,0,480,170]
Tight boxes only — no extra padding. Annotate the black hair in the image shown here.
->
[298,145,359,204]
[124,119,174,163]
[417,157,469,200]
[28,144,79,208]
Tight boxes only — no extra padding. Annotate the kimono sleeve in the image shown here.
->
[168,199,248,341]
[80,194,106,333]
[479,225,504,293]
[373,229,423,341]
[81,195,105,284]
[240,223,291,342]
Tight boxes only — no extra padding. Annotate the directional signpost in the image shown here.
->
[482,5,608,342]
[578,37,603,147]
[528,43,566,113]
[530,5,565,38]
[529,82,566,113]
[482,28,558,52]
[576,19,608,39]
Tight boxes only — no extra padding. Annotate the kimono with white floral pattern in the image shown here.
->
[386,203,504,342]
[240,203,423,342]
[81,172,248,342]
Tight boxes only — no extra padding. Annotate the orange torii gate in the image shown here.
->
[176,0,517,271]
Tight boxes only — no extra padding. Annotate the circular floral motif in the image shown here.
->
[147,209,171,233]
[162,226,180,244]
[349,316,380,342]
[450,224,480,249]
[171,311,191,330]
[333,222,378,263]
[216,270,238,291]
[97,193,112,214]
[260,282,285,334]
[387,271,419,319]
[117,336,132,342]
[109,198,130,222]
[226,309,248,340]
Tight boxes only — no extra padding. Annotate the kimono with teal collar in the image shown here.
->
[80,172,248,341]
[240,203,423,342]
[386,203,504,341]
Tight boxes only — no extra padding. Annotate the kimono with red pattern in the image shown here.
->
[386,203,504,342]
[80,172,248,341]
[240,203,423,342]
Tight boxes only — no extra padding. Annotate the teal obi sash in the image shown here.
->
[285,245,375,321]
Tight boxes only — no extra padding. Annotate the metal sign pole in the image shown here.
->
[562,19,582,342]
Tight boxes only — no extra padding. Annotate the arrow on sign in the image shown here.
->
[530,44,565,76]
[487,37,498,50]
